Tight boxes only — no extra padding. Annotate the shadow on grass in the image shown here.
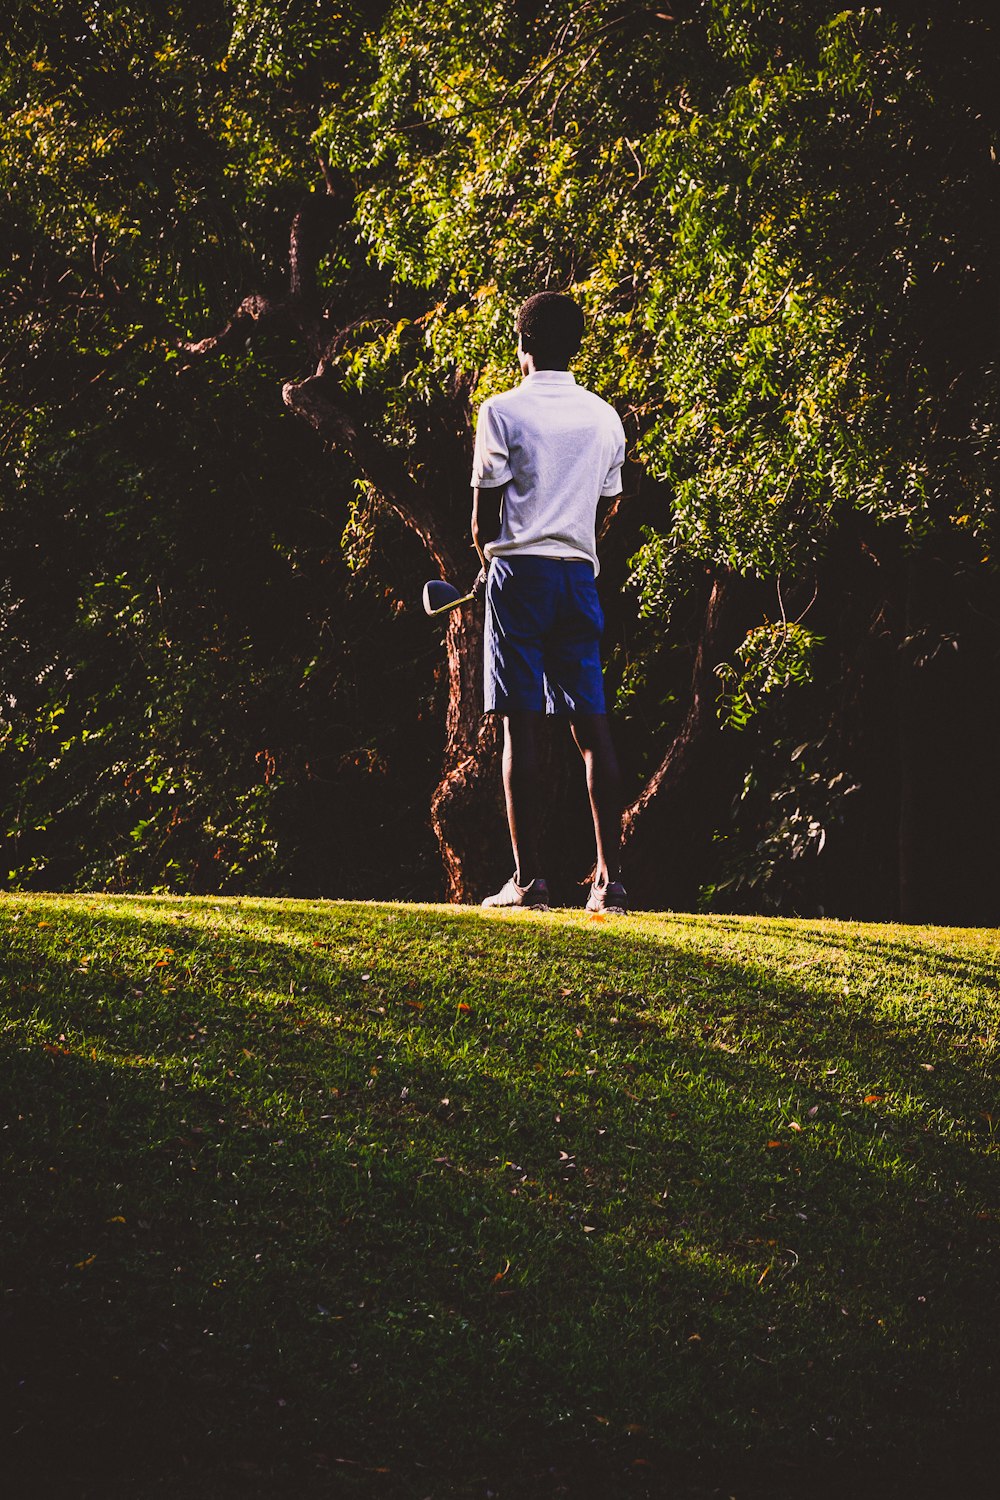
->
[1,896,998,1498]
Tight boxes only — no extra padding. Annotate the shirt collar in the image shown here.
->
[522,370,576,384]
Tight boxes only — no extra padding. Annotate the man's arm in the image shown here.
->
[471,484,505,569]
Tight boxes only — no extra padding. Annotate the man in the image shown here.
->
[471,290,628,914]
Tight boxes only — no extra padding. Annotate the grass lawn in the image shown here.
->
[2,893,999,1498]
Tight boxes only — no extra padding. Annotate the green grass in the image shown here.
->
[2,893,999,1497]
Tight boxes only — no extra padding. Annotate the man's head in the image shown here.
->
[515,292,585,372]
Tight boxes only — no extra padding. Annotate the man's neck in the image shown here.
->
[519,349,570,378]
[520,358,571,377]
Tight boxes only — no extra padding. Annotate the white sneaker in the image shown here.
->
[585,880,628,914]
[482,876,550,910]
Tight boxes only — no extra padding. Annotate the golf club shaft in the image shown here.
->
[427,591,475,618]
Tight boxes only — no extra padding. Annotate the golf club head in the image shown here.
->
[422,579,475,617]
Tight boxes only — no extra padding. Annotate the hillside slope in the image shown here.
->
[2,894,998,1497]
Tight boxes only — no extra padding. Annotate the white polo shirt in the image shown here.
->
[470,370,626,577]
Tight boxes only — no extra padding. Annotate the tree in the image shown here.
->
[0,0,441,896]
[4,1,999,916]
[306,0,1000,913]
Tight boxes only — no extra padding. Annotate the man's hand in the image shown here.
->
[472,566,488,603]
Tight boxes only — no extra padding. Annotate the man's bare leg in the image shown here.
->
[570,712,622,888]
[502,711,543,886]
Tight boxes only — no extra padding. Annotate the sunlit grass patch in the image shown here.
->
[2,893,998,1496]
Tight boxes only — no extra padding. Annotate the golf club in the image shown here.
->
[422,579,476,617]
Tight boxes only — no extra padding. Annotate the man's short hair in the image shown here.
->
[516,292,585,365]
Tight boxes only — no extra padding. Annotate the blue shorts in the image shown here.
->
[484,556,606,716]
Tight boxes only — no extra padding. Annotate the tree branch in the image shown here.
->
[176,292,288,358]
[170,196,467,583]
[281,369,466,579]
[621,568,755,902]
[177,185,345,361]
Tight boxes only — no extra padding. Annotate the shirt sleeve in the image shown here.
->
[470,398,513,488]
[600,413,627,497]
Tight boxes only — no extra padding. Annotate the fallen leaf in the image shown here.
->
[492,1259,510,1282]
[588,912,607,923]
[789,1120,802,1131]
[75,1255,97,1270]
[404,999,424,1010]
[457,1003,471,1013]
[864,1094,884,1104]
[766,1140,787,1149]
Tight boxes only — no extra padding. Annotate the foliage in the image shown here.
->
[394,3,997,918]
[715,619,824,730]
[314,0,999,579]
[3,893,999,1494]
[0,1,441,897]
[309,2,1000,919]
[2,1,999,907]
[702,734,860,914]
[0,287,440,895]
[0,0,369,313]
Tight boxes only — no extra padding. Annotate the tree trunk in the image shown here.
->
[429,606,505,901]
[280,366,507,901]
[620,568,753,909]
